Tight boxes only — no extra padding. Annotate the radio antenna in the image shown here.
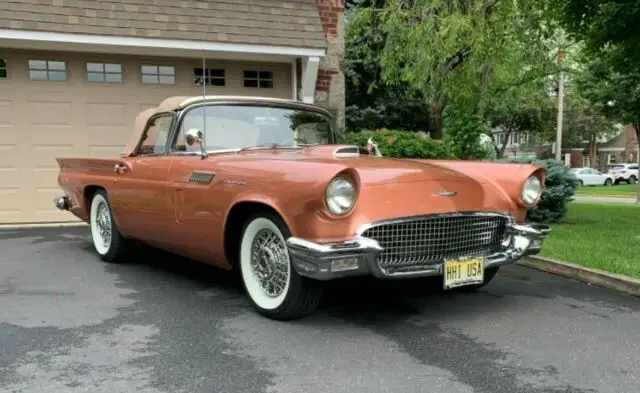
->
[200,57,208,159]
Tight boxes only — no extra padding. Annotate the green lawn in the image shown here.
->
[575,184,637,198]
[540,202,640,278]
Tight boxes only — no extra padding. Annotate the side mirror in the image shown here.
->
[185,128,203,146]
[366,138,383,157]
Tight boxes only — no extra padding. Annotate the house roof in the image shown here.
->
[0,0,327,49]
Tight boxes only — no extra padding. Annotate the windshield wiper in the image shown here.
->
[237,143,304,152]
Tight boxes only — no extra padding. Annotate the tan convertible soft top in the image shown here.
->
[120,95,331,157]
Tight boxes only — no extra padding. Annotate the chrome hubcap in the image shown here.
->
[96,202,112,249]
[250,229,289,298]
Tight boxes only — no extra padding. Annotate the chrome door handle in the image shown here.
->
[114,163,129,174]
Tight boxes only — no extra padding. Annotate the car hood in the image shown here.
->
[220,146,479,186]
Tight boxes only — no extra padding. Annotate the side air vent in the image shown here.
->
[189,171,215,184]
[333,146,361,158]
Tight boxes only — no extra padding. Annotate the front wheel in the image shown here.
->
[239,213,323,320]
[604,178,613,186]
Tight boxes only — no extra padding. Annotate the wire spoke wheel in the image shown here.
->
[250,229,290,298]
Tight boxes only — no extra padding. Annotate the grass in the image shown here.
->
[575,184,637,198]
[540,201,640,278]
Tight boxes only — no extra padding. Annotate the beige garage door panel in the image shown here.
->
[1,49,293,224]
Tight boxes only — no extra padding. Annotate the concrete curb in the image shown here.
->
[0,222,88,230]
[519,256,640,297]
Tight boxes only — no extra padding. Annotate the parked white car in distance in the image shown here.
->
[607,163,638,184]
[570,167,614,187]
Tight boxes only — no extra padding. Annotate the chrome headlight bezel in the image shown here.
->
[521,175,542,205]
[325,176,356,215]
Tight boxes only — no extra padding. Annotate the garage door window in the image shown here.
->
[194,68,225,86]
[87,63,123,83]
[141,65,175,85]
[28,60,66,81]
[0,59,6,78]
[243,70,273,88]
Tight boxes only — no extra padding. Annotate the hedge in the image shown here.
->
[342,129,451,159]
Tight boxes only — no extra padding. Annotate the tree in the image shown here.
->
[573,47,640,200]
[344,0,430,131]
[550,0,640,73]
[366,0,554,139]
[549,0,640,200]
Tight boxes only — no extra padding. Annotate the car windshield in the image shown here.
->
[174,104,334,153]
[610,165,625,170]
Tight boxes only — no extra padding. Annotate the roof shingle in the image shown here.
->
[0,0,327,49]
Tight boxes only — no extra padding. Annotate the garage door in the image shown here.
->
[0,49,292,224]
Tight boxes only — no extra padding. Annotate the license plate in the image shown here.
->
[443,257,484,289]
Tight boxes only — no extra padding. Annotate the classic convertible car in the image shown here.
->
[54,95,550,320]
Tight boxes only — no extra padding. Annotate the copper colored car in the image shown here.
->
[54,95,551,320]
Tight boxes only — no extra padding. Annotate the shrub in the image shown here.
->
[342,129,452,159]
[443,107,495,160]
[502,157,579,224]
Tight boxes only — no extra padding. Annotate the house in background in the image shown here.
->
[492,128,537,158]
[492,125,639,170]
[565,125,639,171]
[0,0,345,224]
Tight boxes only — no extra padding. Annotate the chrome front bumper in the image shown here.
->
[286,221,551,281]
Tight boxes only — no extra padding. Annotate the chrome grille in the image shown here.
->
[360,213,509,268]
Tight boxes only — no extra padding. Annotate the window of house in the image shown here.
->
[193,68,225,86]
[607,154,617,165]
[583,156,590,167]
[243,70,273,88]
[136,114,174,156]
[0,59,6,78]
[141,65,175,85]
[28,60,66,81]
[87,62,123,83]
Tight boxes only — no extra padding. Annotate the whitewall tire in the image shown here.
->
[89,190,129,262]
[239,213,323,320]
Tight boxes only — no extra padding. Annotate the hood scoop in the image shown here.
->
[333,145,361,158]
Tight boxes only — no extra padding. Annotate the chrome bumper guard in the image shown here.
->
[285,221,551,281]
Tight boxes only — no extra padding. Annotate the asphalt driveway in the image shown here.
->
[1,226,638,393]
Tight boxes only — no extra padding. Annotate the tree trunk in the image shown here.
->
[634,123,640,204]
[589,133,597,169]
[428,103,444,140]
[498,129,513,158]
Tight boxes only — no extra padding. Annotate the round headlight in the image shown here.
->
[326,177,356,215]
[521,176,542,205]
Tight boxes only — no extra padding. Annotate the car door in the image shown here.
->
[577,169,588,185]
[160,103,231,264]
[109,113,175,243]
[586,168,600,185]
[591,169,605,185]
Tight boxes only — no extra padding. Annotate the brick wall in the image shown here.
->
[313,0,345,128]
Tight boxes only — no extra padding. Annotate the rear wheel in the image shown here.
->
[628,175,637,184]
[238,213,323,320]
[578,180,584,187]
[453,266,500,292]
[89,190,129,262]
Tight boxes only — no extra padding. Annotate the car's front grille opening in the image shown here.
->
[360,213,509,268]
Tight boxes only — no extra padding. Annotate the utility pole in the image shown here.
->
[555,33,566,162]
